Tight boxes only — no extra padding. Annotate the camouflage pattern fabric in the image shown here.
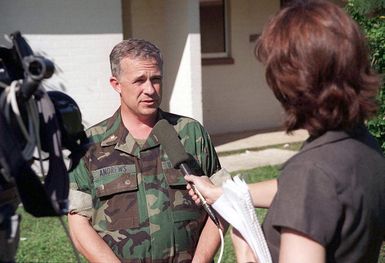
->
[69,109,221,262]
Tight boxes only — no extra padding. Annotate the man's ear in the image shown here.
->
[110,76,121,94]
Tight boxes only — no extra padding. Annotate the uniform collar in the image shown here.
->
[100,108,169,157]
[100,108,122,148]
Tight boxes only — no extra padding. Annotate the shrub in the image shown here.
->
[346,0,385,152]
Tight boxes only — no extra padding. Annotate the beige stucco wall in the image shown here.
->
[202,0,283,135]
[128,0,204,123]
[128,0,285,135]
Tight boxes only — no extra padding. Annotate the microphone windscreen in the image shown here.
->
[152,119,190,168]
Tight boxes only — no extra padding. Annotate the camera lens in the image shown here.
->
[23,56,54,80]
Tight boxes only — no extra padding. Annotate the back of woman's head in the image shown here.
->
[256,0,380,137]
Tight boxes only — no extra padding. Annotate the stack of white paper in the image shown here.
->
[212,175,272,263]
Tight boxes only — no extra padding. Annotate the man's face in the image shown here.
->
[110,57,162,119]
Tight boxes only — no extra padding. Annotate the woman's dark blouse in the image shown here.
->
[263,126,385,263]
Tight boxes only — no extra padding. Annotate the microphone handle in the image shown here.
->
[180,163,220,227]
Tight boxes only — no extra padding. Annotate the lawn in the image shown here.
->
[16,209,86,263]
[15,165,385,262]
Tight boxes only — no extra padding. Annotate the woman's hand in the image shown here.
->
[184,175,223,205]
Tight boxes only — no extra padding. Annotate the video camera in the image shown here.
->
[0,31,88,263]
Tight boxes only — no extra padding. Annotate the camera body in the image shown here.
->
[0,32,87,262]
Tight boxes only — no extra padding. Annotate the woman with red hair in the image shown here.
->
[185,1,385,262]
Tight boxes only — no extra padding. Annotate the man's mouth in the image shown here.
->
[141,99,156,105]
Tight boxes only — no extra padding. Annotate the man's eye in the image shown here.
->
[152,77,162,84]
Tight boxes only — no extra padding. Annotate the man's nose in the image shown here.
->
[143,80,156,94]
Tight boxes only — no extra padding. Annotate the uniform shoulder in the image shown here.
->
[85,116,119,144]
[161,111,204,133]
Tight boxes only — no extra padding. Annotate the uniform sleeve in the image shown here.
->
[68,158,94,218]
[270,162,342,246]
[180,120,221,177]
[194,123,221,177]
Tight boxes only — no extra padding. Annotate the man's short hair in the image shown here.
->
[109,39,163,78]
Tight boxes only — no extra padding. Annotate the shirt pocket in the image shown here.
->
[164,169,199,216]
[164,169,206,253]
[93,167,139,231]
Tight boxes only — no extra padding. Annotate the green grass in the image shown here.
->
[16,209,86,263]
[15,164,385,262]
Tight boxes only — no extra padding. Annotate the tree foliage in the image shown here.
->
[347,0,385,15]
[346,0,385,152]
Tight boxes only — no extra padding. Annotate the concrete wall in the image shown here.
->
[0,0,122,128]
[128,0,284,135]
[1,0,345,135]
[202,0,284,135]
[128,0,203,123]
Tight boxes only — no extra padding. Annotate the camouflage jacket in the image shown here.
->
[68,109,221,262]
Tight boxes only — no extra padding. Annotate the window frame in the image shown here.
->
[200,0,234,65]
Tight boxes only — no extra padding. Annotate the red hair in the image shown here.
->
[256,0,379,136]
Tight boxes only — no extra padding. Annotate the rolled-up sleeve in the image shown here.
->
[68,159,94,218]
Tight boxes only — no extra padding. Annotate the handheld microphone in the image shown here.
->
[153,119,220,227]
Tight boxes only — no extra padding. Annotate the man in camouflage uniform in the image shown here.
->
[67,39,223,262]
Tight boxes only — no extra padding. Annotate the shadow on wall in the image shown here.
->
[125,1,201,116]
[161,33,201,117]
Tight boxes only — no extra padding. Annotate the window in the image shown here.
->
[199,0,233,65]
